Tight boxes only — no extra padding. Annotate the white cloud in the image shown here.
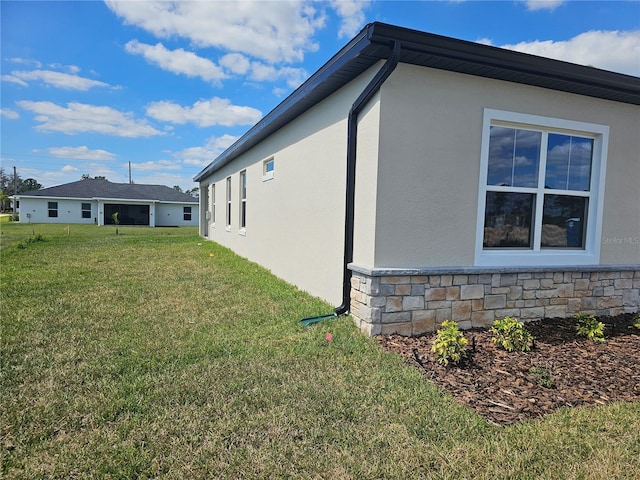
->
[525,0,564,11]
[146,97,262,127]
[125,40,227,84]
[329,0,369,38]
[1,108,20,119]
[176,135,239,166]
[219,53,251,75]
[61,165,79,173]
[17,101,163,137]
[7,57,42,68]
[248,62,308,88]
[1,75,29,87]
[132,160,181,172]
[135,172,197,191]
[491,30,640,77]
[47,146,116,161]
[7,70,110,90]
[106,0,325,63]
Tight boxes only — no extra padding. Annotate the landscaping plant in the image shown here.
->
[575,312,606,342]
[634,313,640,330]
[529,365,556,389]
[490,316,533,352]
[431,320,468,366]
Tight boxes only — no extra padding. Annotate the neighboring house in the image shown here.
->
[15,178,198,227]
[194,22,640,336]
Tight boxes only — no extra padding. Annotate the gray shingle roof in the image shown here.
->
[18,179,198,203]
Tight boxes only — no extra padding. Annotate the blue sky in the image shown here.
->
[2,1,639,192]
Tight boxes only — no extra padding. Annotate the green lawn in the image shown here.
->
[1,223,639,479]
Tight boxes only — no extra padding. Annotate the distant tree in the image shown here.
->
[0,168,42,210]
[19,178,42,193]
[185,187,199,198]
[173,185,183,192]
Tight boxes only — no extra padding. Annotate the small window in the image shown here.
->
[263,157,274,181]
[48,201,58,218]
[226,176,232,229]
[81,203,91,219]
[240,170,247,230]
[183,206,192,221]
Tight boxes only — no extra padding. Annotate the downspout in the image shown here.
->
[334,40,402,315]
[301,41,401,327]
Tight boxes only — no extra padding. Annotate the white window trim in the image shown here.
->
[262,157,274,182]
[474,109,609,267]
[210,184,216,227]
[239,170,247,235]
[225,176,232,232]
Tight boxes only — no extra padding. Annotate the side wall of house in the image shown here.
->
[370,63,640,268]
[18,198,98,224]
[199,66,382,305]
[155,203,199,227]
[349,64,639,335]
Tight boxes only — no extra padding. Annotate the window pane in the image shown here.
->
[541,195,587,248]
[265,159,274,173]
[487,127,541,188]
[545,134,593,191]
[483,192,535,248]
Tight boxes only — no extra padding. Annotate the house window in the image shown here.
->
[262,157,274,181]
[239,170,247,231]
[81,203,91,219]
[476,109,608,266]
[211,184,216,224]
[183,206,192,221]
[48,201,58,218]
[226,176,232,230]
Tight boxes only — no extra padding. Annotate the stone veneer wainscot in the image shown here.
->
[348,264,640,336]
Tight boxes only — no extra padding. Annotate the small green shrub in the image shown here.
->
[575,312,605,342]
[16,234,46,249]
[490,316,533,352]
[431,320,468,366]
[633,313,640,330]
[529,365,555,389]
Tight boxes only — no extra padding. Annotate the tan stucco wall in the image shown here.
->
[369,63,640,268]
[200,66,381,305]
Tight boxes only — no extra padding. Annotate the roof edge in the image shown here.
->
[194,22,640,182]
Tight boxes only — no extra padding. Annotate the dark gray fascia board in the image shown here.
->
[194,22,640,182]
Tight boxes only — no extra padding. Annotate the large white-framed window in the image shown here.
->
[225,176,232,231]
[475,109,609,266]
[239,170,247,233]
[262,157,274,181]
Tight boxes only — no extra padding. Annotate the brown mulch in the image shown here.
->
[377,313,640,426]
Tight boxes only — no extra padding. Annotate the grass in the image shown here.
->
[2,223,639,479]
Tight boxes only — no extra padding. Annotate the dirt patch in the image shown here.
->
[377,313,640,426]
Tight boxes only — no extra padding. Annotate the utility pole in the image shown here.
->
[129,161,132,184]
[13,166,17,216]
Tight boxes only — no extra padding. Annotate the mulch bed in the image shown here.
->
[377,313,640,426]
